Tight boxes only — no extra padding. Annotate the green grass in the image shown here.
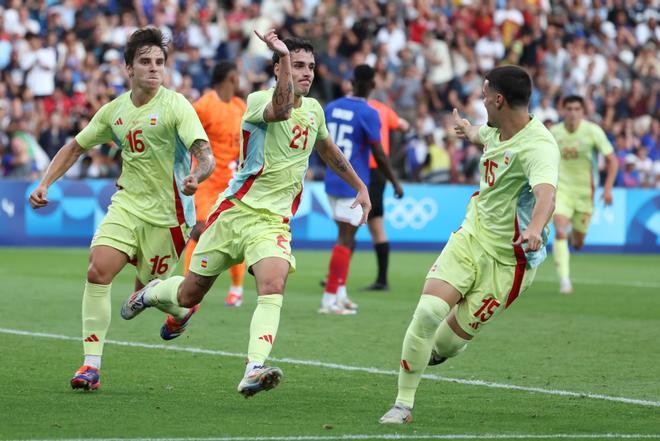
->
[1,248,659,440]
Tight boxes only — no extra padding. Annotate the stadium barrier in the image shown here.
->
[1,179,658,253]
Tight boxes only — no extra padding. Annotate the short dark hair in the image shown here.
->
[212,61,237,85]
[485,65,532,108]
[353,64,375,83]
[562,95,585,108]
[271,37,315,65]
[124,27,169,65]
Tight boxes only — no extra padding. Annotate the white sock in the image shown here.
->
[337,285,347,302]
[230,285,243,296]
[245,361,262,375]
[322,292,336,307]
[84,355,101,369]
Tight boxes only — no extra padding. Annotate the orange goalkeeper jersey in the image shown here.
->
[193,91,246,218]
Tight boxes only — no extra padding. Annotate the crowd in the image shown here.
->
[0,0,658,188]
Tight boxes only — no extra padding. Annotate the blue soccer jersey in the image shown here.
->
[323,96,381,197]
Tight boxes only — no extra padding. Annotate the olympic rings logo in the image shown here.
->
[385,197,438,230]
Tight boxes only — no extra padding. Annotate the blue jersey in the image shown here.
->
[324,97,381,197]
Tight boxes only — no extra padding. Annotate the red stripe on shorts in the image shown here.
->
[170,225,186,258]
[291,184,304,216]
[203,199,235,233]
[241,129,251,169]
[505,215,528,308]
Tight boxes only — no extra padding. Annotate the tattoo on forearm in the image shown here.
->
[333,151,349,173]
[190,140,214,181]
[273,81,293,117]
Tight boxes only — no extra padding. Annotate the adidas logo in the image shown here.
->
[114,118,124,126]
[400,359,410,372]
[258,334,274,344]
[84,334,99,342]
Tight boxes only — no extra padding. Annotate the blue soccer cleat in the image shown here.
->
[70,365,100,391]
[160,304,199,340]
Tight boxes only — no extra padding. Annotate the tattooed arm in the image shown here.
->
[255,29,293,122]
[181,139,215,196]
[315,136,371,224]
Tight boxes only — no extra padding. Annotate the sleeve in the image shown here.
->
[243,90,272,124]
[591,123,614,156]
[522,137,560,189]
[478,124,494,145]
[386,106,400,130]
[174,93,209,149]
[316,100,329,141]
[75,103,113,150]
[364,108,381,144]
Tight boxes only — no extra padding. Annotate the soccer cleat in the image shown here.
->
[428,348,448,366]
[237,366,283,398]
[318,302,357,315]
[362,282,389,291]
[224,290,243,307]
[160,304,199,340]
[70,365,100,391]
[559,277,573,295]
[121,279,160,320]
[379,404,413,424]
[338,295,358,311]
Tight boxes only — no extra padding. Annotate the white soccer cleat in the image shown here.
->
[121,279,160,320]
[237,366,283,398]
[379,404,413,424]
[338,295,358,311]
[559,278,573,295]
[318,301,357,315]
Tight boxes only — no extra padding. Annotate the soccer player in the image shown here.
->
[379,66,559,424]
[320,64,404,314]
[364,99,409,291]
[186,61,248,307]
[120,31,371,397]
[28,27,214,391]
[551,95,618,294]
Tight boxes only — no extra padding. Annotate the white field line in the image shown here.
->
[5,433,660,441]
[533,277,660,289]
[1,328,659,409]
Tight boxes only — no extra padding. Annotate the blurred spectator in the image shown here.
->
[0,0,656,190]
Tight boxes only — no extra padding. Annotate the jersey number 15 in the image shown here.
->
[327,122,354,160]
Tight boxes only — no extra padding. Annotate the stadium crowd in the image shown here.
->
[0,0,658,188]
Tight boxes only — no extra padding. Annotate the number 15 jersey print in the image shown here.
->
[75,86,209,228]
[225,88,329,219]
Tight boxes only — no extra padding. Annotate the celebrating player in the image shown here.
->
[187,61,248,306]
[380,66,559,423]
[120,32,370,397]
[28,27,214,391]
[320,64,403,314]
[365,99,409,291]
[551,95,618,294]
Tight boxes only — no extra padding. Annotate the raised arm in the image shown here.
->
[29,139,86,209]
[255,29,293,122]
[315,136,371,224]
[181,139,215,196]
[453,108,482,146]
[513,183,556,252]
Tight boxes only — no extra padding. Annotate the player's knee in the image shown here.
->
[434,320,469,359]
[258,277,286,295]
[86,263,113,285]
[555,228,568,240]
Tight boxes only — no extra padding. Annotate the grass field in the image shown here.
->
[0,247,659,441]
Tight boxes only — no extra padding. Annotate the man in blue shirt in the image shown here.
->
[320,65,404,315]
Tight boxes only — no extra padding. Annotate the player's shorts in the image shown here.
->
[368,167,386,219]
[327,195,364,227]
[426,228,537,337]
[554,191,592,234]
[190,198,296,276]
[91,204,189,284]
